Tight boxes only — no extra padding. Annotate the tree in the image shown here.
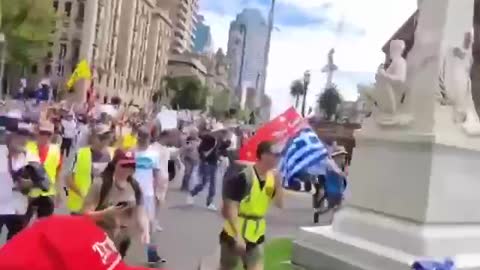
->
[290,79,304,108]
[318,84,342,121]
[1,0,56,66]
[170,77,209,110]
[210,89,231,118]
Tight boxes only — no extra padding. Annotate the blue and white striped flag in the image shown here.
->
[280,128,329,184]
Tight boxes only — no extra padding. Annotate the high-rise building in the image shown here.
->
[26,0,172,105]
[227,8,268,108]
[192,15,213,54]
[158,0,199,54]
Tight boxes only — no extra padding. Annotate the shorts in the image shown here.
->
[143,196,156,221]
[219,241,263,270]
[156,176,168,203]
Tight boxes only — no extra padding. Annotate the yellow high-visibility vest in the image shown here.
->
[67,147,92,212]
[67,147,116,212]
[223,166,275,243]
[25,141,61,198]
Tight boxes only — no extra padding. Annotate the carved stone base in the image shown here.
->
[375,113,413,127]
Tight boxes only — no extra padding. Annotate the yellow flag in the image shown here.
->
[66,60,92,89]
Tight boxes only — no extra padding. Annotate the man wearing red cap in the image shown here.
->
[0,215,164,270]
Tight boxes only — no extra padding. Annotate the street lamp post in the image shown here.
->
[301,70,311,117]
[0,33,6,100]
[236,24,247,98]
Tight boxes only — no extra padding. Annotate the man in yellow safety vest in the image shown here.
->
[66,124,113,214]
[220,141,284,270]
[25,121,62,221]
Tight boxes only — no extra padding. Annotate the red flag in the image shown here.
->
[238,107,307,162]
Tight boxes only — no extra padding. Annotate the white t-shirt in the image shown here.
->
[61,119,77,139]
[76,124,90,148]
[150,142,171,180]
[134,147,161,197]
[0,147,38,215]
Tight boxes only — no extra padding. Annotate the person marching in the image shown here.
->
[24,121,62,221]
[0,120,37,240]
[134,126,166,265]
[220,141,284,270]
[81,150,149,259]
[66,124,113,214]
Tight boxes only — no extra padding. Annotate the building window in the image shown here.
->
[45,65,52,75]
[31,65,38,74]
[64,1,72,17]
[59,43,67,59]
[77,2,85,21]
[53,1,59,12]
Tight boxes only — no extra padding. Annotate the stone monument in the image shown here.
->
[322,48,339,89]
[292,0,480,269]
[359,40,412,127]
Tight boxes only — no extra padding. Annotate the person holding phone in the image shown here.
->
[81,150,150,260]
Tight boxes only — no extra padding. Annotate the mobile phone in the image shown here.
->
[116,201,129,208]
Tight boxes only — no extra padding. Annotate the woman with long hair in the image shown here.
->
[81,150,149,259]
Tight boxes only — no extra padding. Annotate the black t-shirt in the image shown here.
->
[220,167,276,248]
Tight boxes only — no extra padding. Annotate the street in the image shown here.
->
[0,175,331,270]
[125,180,331,270]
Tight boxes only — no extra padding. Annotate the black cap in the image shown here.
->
[256,141,274,159]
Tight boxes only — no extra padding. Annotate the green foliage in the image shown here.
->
[170,77,209,110]
[1,0,56,66]
[235,238,293,270]
[318,84,342,121]
[290,79,305,108]
[211,89,231,116]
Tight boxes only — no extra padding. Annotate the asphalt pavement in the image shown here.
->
[0,170,331,270]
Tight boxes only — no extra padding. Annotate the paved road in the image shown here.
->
[125,180,332,270]
[0,177,331,270]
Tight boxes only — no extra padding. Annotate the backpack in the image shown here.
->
[96,176,143,211]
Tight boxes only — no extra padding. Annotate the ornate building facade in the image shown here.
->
[27,0,172,106]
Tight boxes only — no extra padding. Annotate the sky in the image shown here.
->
[199,0,417,118]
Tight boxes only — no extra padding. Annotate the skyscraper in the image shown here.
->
[158,0,199,54]
[227,8,268,108]
[192,15,213,53]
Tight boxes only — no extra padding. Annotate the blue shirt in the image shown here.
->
[324,168,346,196]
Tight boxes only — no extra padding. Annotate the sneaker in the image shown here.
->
[147,248,166,265]
[186,195,194,205]
[207,204,217,211]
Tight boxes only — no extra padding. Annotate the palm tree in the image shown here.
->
[290,79,304,109]
[318,84,342,121]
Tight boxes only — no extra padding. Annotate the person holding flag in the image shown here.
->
[220,141,284,270]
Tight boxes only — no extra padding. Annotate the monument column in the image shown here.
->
[293,0,480,269]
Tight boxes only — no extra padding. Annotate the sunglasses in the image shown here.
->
[119,162,136,169]
[39,131,53,136]
[98,133,111,141]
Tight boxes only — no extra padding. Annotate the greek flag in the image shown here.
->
[280,128,329,184]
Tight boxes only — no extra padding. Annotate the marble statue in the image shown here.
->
[322,48,338,88]
[440,31,480,135]
[359,39,412,126]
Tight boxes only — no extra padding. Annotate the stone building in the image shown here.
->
[158,0,199,54]
[25,0,172,106]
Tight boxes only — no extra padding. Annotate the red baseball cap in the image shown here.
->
[113,149,136,166]
[0,215,163,270]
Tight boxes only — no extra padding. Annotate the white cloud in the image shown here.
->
[202,0,417,118]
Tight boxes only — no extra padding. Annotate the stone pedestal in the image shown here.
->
[292,0,480,269]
